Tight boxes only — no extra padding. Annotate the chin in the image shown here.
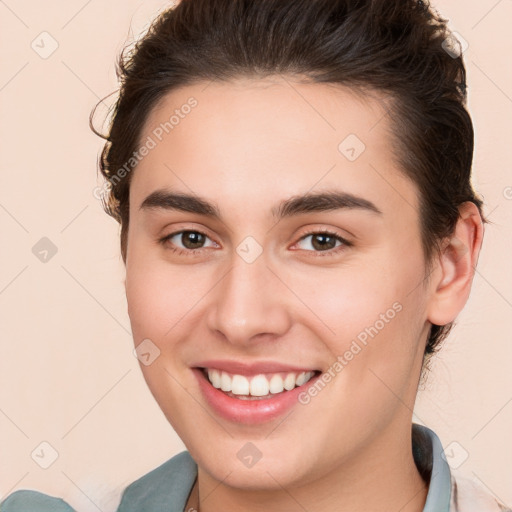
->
[194,442,313,491]
[211,461,303,491]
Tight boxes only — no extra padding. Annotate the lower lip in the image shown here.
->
[192,368,321,425]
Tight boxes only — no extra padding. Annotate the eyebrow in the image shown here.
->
[139,188,382,220]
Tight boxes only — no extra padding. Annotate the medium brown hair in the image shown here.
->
[91,0,486,364]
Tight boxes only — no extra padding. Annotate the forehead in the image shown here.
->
[129,76,418,219]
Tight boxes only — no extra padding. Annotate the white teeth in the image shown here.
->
[250,375,269,396]
[269,374,284,394]
[220,372,232,392]
[296,371,308,386]
[205,369,316,397]
[284,373,296,390]
[231,374,250,395]
[208,368,221,388]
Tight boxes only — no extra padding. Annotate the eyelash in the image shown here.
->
[158,229,353,258]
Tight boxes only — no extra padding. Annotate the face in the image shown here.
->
[125,76,432,490]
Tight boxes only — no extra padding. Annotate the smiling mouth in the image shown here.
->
[200,367,322,400]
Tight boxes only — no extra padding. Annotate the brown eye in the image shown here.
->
[310,233,338,251]
[179,231,207,249]
[294,230,352,255]
[159,230,217,254]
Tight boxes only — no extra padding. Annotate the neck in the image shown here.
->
[188,421,428,512]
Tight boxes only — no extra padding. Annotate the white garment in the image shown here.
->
[450,472,511,511]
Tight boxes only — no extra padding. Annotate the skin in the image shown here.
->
[124,76,483,512]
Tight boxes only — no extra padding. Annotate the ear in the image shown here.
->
[426,201,484,326]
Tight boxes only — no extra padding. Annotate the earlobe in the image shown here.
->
[426,202,484,326]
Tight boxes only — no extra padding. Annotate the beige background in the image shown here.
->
[0,0,511,510]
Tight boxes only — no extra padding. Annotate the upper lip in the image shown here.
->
[193,360,321,376]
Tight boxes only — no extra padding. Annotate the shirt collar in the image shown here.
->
[412,423,452,512]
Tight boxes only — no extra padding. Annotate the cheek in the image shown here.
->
[124,256,202,434]
[292,248,427,388]
[287,259,410,345]
[125,254,197,344]
[293,271,426,449]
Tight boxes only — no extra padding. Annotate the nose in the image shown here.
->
[205,249,293,346]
